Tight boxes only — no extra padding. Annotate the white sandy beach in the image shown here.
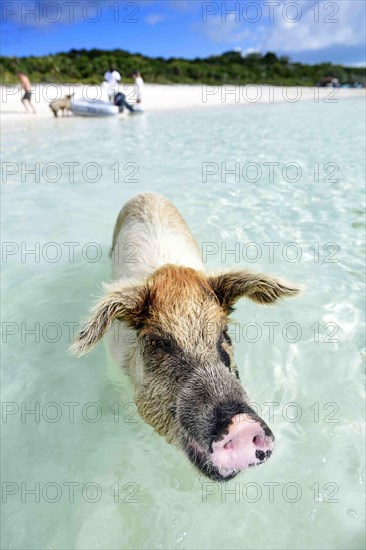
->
[1,83,364,122]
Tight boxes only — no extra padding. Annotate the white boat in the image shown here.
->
[131,106,145,114]
[70,100,119,117]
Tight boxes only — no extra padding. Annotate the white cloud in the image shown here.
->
[348,61,366,68]
[144,13,166,26]
[241,47,260,58]
[200,0,365,55]
[201,13,252,44]
[168,1,197,12]
[265,0,365,52]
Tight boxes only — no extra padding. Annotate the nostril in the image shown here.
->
[253,434,266,448]
[223,439,234,451]
[255,449,266,461]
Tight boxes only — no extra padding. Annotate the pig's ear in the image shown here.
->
[208,270,301,310]
[70,281,148,356]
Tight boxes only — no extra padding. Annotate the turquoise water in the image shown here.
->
[1,99,365,550]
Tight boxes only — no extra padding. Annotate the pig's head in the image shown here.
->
[72,265,299,481]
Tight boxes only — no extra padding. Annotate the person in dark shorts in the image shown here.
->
[17,72,36,113]
[113,92,134,113]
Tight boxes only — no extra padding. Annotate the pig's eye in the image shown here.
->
[217,330,232,369]
[146,338,158,347]
[145,338,162,349]
[145,336,175,354]
[222,329,232,345]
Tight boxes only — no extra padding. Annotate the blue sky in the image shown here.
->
[1,0,365,65]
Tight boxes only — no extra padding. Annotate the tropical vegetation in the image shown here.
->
[1,49,364,86]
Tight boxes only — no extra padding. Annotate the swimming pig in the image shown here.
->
[49,94,74,117]
[72,193,300,480]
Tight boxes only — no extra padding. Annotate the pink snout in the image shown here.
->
[210,414,275,477]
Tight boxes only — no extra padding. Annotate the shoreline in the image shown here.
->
[1,84,364,123]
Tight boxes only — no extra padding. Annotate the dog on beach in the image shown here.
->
[49,94,74,117]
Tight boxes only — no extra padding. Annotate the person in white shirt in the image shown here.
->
[104,65,121,101]
[133,71,144,104]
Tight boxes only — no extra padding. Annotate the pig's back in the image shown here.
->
[111,192,204,282]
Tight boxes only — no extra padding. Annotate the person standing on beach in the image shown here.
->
[133,71,144,104]
[104,65,121,101]
[17,72,36,113]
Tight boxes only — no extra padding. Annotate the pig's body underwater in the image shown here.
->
[73,193,300,480]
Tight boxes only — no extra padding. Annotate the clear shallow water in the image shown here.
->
[1,99,365,550]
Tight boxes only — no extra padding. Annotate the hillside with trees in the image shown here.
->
[1,49,364,86]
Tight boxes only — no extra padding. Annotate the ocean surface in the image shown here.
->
[1,98,365,549]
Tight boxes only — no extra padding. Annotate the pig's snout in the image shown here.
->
[177,375,275,480]
[210,413,275,477]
